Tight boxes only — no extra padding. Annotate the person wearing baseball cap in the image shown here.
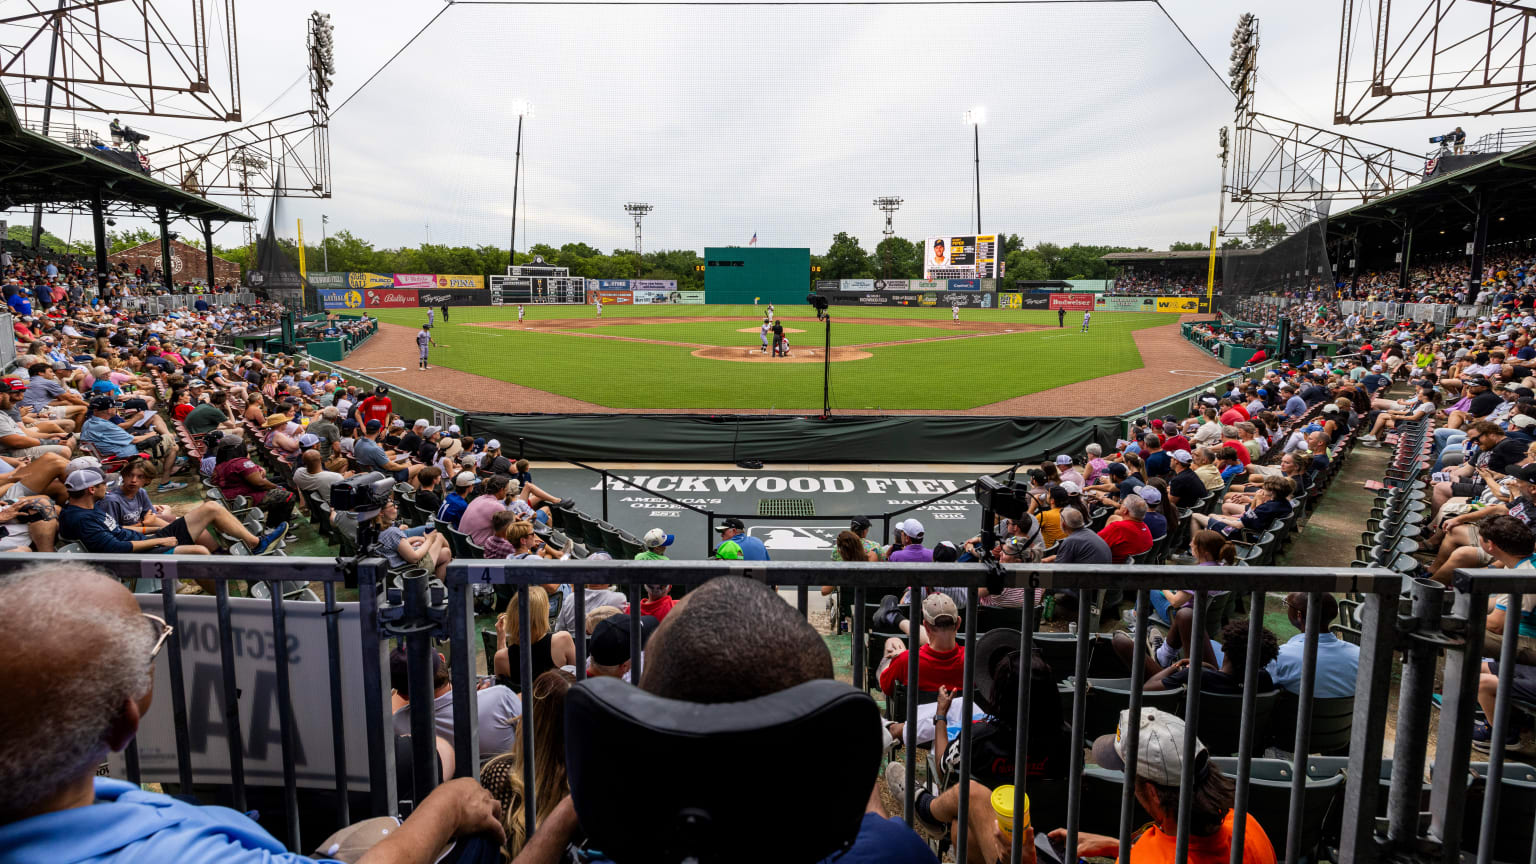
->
[356,385,393,430]
[832,515,886,562]
[876,591,964,708]
[435,471,477,527]
[1431,462,1536,583]
[59,467,288,555]
[888,517,931,562]
[587,613,659,680]
[0,376,72,461]
[636,527,673,560]
[1066,708,1276,861]
[80,392,187,492]
[714,517,769,560]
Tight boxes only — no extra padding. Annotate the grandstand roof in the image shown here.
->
[1330,139,1536,233]
[0,87,249,223]
[1100,249,1262,263]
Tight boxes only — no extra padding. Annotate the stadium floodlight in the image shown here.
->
[510,99,534,118]
[963,109,985,233]
[963,107,986,125]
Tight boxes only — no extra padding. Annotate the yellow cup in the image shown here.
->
[990,785,1030,843]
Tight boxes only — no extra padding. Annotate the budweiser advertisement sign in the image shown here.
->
[1048,293,1094,311]
[363,289,419,308]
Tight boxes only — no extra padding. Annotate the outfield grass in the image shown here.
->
[554,320,985,347]
[366,305,1178,410]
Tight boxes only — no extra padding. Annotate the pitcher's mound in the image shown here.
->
[735,326,805,334]
[692,346,873,363]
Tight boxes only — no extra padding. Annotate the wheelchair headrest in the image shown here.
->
[565,676,880,864]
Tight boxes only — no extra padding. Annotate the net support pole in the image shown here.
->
[1206,226,1217,307]
[158,207,174,294]
[1466,189,1491,305]
[203,219,217,292]
[1396,225,1413,295]
[90,187,109,298]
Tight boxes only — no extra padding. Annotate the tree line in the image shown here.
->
[8,218,1292,288]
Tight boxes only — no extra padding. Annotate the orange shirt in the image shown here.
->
[1130,811,1275,864]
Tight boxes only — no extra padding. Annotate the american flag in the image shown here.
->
[749,233,757,247]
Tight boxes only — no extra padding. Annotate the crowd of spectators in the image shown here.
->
[1110,266,1218,295]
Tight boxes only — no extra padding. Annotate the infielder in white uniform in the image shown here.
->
[1081,310,1092,332]
[427,307,435,327]
[416,324,440,370]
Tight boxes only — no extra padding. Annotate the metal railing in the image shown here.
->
[0,551,1428,863]
[304,355,464,430]
[1437,568,1536,864]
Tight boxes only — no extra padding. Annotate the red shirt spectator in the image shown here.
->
[638,594,675,621]
[358,394,393,427]
[1220,439,1252,466]
[1219,407,1246,426]
[1098,518,1153,564]
[1163,434,1191,453]
[879,642,965,695]
[1249,348,1267,363]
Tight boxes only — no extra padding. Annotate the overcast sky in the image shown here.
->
[3,0,1489,257]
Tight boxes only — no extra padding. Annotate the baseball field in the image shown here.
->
[348,304,1226,413]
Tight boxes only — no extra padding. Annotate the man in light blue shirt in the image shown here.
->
[1281,385,1308,420]
[0,562,505,863]
[1268,592,1360,698]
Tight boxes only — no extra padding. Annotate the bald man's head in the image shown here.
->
[0,564,154,822]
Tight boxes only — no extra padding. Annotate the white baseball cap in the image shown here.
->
[65,468,107,492]
[486,439,501,450]
[448,424,461,435]
[66,455,103,474]
[895,518,925,539]
[454,471,477,488]
[1092,707,1208,786]
[643,528,674,549]
[413,418,429,429]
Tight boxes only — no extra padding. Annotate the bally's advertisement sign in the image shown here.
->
[363,289,419,308]
[346,272,394,290]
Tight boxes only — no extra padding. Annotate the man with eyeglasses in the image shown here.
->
[0,562,508,862]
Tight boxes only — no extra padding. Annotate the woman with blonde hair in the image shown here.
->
[493,585,575,692]
[482,668,576,859]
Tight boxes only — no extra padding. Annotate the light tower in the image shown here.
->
[625,202,653,258]
[873,196,903,237]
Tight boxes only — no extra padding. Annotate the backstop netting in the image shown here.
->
[249,193,317,314]
[1218,203,1335,327]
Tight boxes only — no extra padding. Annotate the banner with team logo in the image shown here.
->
[346,272,394,290]
[873,279,909,291]
[308,272,350,289]
[318,289,366,310]
[1095,296,1157,312]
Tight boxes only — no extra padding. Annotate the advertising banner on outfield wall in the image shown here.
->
[840,278,876,291]
[347,272,394,290]
[677,291,706,304]
[418,289,488,307]
[631,279,677,292]
[363,288,419,308]
[1095,296,1157,312]
[947,279,980,290]
[912,280,944,291]
[1155,296,1201,313]
[815,280,840,292]
[634,289,687,304]
[308,272,349,289]
[594,279,630,291]
[1048,293,1094,311]
[434,274,485,289]
[1019,293,1050,309]
[592,290,633,304]
[873,279,909,291]
[392,273,436,290]
[319,289,366,310]
[938,291,994,308]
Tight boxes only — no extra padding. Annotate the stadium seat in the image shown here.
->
[1077,766,1153,837]
[1273,693,1354,756]
[565,676,880,864]
[1078,677,1186,739]
[1197,688,1278,757]
[1211,757,1345,862]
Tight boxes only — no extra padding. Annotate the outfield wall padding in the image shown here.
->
[463,413,1120,464]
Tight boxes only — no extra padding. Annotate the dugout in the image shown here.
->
[703,246,810,306]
